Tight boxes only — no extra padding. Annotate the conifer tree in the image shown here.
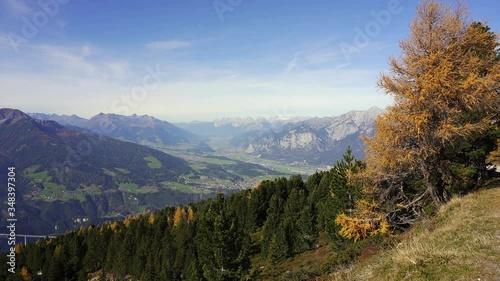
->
[367,0,500,206]
[196,194,250,280]
[261,194,284,258]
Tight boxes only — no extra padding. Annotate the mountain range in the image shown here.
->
[230,107,383,164]
[31,108,383,166]
[177,107,384,165]
[29,112,213,153]
[0,109,213,236]
[175,116,311,138]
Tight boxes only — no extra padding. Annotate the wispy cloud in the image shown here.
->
[145,40,192,51]
[4,43,132,83]
[283,51,304,74]
[33,44,97,76]
[0,33,9,46]
[3,0,32,15]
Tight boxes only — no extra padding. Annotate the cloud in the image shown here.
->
[1,42,133,84]
[0,36,391,122]
[283,51,304,74]
[0,33,10,46]
[105,62,130,79]
[3,0,32,15]
[33,44,97,76]
[145,40,192,51]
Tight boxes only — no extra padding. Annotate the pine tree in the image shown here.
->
[261,194,284,258]
[196,194,251,280]
[297,203,317,249]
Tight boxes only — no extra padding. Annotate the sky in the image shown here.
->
[0,0,499,122]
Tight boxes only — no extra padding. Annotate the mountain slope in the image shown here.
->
[328,183,500,281]
[230,107,384,164]
[29,112,213,152]
[0,109,210,236]
[28,112,89,128]
[3,160,497,280]
[2,109,191,189]
[175,116,310,137]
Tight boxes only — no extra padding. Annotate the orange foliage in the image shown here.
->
[187,206,195,222]
[123,214,140,227]
[109,221,119,232]
[335,199,389,242]
[20,266,32,281]
[488,140,500,164]
[148,213,155,224]
[366,0,500,205]
[173,206,187,227]
[15,243,24,254]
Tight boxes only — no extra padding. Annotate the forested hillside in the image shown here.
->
[0,149,368,280]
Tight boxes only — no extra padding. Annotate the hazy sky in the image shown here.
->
[1,0,499,122]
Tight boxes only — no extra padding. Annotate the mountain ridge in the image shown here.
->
[229,107,385,164]
[29,111,213,153]
[0,108,209,237]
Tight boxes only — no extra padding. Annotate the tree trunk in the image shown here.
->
[422,167,447,206]
[427,180,446,206]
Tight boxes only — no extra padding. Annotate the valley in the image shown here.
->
[0,107,382,254]
[2,1,499,279]
[3,108,365,242]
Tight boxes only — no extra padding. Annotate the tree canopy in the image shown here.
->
[366,0,500,207]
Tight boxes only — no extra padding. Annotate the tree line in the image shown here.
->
[1,149,368,280]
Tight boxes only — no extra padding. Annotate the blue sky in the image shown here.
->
[0,0,499,122]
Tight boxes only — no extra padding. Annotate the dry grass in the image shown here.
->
[329,181,500,281]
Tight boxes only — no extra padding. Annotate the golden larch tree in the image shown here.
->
[173,206,187,227]
[187,206,195,222]
[367,0,500,207]
[20,266,33,281]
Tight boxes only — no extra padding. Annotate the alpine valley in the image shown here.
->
[0,107,383,244]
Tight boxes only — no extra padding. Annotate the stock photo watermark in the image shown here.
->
[213,0,244,22]
[50,64,168,181]
[110,64,168,116]
[7,0,71,54]
[6,167,17,274]
[340,0,404,64]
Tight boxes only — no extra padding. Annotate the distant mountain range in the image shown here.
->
[175,116,311,137]
[0,109,212,236]
[29,112,213,153]
[177,107,384,164]
[30,108,383,166]
[26,107,385,170]
[232,107,383,164]
[29,112,89,128]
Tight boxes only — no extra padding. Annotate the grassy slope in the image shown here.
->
[330,181,500,281]
[258,181,500,281]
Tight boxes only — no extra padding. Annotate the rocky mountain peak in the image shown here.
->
[0,108,30,125]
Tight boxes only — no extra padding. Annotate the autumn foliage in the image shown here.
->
[335,0,500,240]
[335,199,389,242]
[366,0,500,207]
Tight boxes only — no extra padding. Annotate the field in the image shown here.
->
[161,181,212,194]
[144,156,162,169]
